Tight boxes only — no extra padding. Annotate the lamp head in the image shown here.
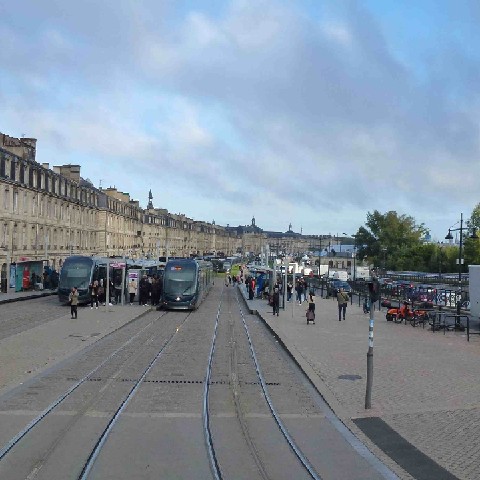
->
[470,228,479,240]
[445,229,453,240]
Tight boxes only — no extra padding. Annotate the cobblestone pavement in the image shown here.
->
[3,287,480,479]
[0,294,65,340]
[243,287,480,480]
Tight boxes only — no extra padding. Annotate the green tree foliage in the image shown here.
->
[462,236,480,267]
[355,210,427,270]
[468,203,480,230]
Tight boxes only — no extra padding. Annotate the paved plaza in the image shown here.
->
[1,286,479,479]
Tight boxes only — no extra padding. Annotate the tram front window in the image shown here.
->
[165,265,196,296]
[60,258,93,290]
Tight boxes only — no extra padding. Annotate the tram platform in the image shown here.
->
[0,302,152,397]
[0,289,57,304]
[239,284,480,480]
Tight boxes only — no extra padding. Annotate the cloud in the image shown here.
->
[1,0,480,240]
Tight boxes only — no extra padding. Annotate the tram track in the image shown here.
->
[0,283,397,479]
[0,310,193,479]
[203,287,322,480]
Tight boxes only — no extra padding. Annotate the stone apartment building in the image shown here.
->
[0,132,333,290]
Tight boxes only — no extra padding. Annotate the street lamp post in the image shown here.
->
[353,242,357,282]
[437,242,444,280]
[445,213,478,316]
[317,235,322,276]
[381,247,387,275]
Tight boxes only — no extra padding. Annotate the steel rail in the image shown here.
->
[202,291,224,480]
[0,312,165,461]
[235,292,322,480]
[79,312,192,479]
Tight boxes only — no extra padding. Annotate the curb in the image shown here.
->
[237,284,409,479]
[0,291,58,305]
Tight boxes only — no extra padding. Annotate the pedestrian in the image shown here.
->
[89,280,99,309]
[151,277,160,306]
[97,279,105,305]
[336,287,349,321]
[272,285,280,316]
[128,277,137,305]
[114,283,122,305]
[146,276,153,305]
[248,277,255,300]
[108,279,114,306]
[287,280,293,302]
[307,290,315,322]
[301,278,308,302]
[225,273,229,287]
[139,275,148,305]
[69,287,79,319]
[296,279,304,305]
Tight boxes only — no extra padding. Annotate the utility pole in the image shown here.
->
[365,278,379,409]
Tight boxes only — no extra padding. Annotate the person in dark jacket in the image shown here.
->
[139,275,148,306]
[272,285,280,316]
[89,280,99,309]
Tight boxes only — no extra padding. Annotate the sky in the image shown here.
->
[1,0,480,241]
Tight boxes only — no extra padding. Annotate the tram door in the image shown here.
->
[1,263,6,293]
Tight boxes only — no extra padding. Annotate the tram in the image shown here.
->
[161,258,213,310]
[58,255,164,304]
[58,256,110,304]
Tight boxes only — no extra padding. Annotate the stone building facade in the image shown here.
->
[0,132,334,289]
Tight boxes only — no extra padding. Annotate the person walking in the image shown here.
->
[248,277,255,300]
[296,279,304,305]
[307,290,315,322]
[287,280,293,302]
[128,277,137,305]
[138,275,149,306]
[89,280,99,309]
[151,277,160,306]
[114,282,122,305]
[272,284,280,316]
[69,287,79,319]
[336,287,349,321]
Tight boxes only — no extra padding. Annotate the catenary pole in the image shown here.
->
[105,259,110,312]
[121,259,126,306]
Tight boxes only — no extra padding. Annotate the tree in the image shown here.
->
[468,203,480,230]
[355,210,427,269]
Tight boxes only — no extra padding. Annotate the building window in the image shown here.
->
[10,159,16,181]
[1,224,7,248]
[3,187,9,210]
[13,190,18,212]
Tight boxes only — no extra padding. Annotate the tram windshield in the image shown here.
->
[59,257,93,289]
[164,264,197,295]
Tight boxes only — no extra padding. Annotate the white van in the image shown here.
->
[330,271,348,281]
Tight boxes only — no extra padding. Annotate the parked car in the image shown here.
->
[327,279,352,297]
